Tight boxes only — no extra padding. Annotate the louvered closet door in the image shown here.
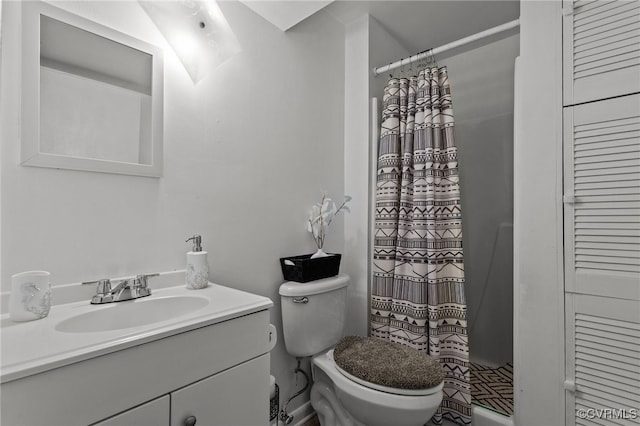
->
[564,93,640,425]
[564,93,640,300]
[565,295,640,426]
[563,0,640,105]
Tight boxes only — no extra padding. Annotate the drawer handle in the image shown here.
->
[293,297,309,304]
[267,324,277,351]
[184,415,197,426]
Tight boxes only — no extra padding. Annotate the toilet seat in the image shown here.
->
[332,336,444,392]
[334,361,443,396]
[314,350,443,399]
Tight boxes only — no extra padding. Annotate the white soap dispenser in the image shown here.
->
[185,234,209,289]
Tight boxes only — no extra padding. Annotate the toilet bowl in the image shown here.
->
[310,350,443,426]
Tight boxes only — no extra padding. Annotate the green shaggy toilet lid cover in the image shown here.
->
[333,336,445,389]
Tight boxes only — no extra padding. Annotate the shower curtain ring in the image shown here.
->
[416,50,429,70]
[428,48,437,68]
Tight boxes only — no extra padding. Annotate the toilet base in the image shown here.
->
[311,381,363,426]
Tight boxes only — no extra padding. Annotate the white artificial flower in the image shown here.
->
[307,193,351,250]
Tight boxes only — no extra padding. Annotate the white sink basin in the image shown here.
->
[1,276,273,384]
[55,295,209,333]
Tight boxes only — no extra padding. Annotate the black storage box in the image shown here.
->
[279,253,342,283]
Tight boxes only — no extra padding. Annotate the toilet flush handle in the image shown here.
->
[292,297,309,304]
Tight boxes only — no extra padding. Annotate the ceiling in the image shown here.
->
[326,1,520,54]
[238,0,334,31]
[240,0,520,56]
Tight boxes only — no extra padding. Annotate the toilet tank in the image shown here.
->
[279,274,349,357]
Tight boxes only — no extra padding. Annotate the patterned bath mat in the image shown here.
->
[470,362,514,416]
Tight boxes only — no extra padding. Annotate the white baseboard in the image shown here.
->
[472,406,513,426]
[271,401,315,426]
[293,401,316,426]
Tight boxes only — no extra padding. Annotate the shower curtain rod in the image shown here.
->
[373,18,520,76]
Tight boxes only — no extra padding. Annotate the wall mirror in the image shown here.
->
[21,1,164,177]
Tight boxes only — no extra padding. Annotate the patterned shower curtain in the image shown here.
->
[371,67,471,426]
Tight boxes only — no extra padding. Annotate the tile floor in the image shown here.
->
[470,361,514,416]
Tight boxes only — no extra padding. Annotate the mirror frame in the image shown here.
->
[21,1,164,177]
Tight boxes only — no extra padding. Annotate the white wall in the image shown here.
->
[514,1,565,424]
[343,15,371,337]
[0,0,344,416]
[343,14,409,337]
[0,0,3,305]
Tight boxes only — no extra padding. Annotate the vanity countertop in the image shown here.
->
[0,276,273,384]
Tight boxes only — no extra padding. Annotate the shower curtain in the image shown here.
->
[371,67,471,426]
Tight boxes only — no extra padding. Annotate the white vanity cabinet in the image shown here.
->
[94,354,269,426]
[1,301,274,426]
[94,396,171,426]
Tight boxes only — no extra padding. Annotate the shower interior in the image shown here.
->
[369,35,518,419]
[367,10,519,421]
[450,34,518,418]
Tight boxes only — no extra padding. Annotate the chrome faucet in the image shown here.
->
[83,274,158,304]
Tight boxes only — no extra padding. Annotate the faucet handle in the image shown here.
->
[96,279,112,295]
[134,273,159,288]
[83,279,114,304]
[82,279,112,295]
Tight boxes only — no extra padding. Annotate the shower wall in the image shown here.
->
[443,34,519,366]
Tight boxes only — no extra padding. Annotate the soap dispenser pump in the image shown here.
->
[185,234,209,289]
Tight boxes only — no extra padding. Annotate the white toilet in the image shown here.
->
[279,274,444,426]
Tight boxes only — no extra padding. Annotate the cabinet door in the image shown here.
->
[93,395,169,426]
[563,94,640,300]
[565,295,640,426]
[563,88,640,425]
[563,0,640,105]
[171,354,269,426]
